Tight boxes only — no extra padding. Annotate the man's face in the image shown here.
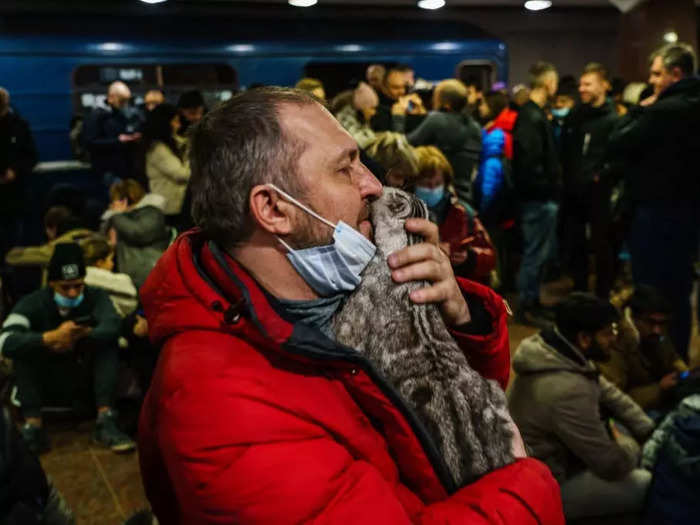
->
[279,103,383,245]
[634,312,670,345]
[649,56,679,96]
[585,324,617,362]
[402,70,415,91]
[579,73,608,106]
[383,72,407,101]
[466,86,480,106]
[109,88,131,110]
[181,106,204,125]
[50,278,85,300]
[553,94,575,110]
[546,72,560,99]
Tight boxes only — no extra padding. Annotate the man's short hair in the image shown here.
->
[436,79,468,112]
[484,90,509,119]
[629,285,672,317]
[81,236,113,267]
[555,292,619,342]
[178,90,205,110]
[582,62,610,83]
[189,87,317,249]
[463,75,483,93]
[109,179,145,206]
[44,206,74,232]
[650,43,697,77]
[384,67,408,84]
[529,61,557,89]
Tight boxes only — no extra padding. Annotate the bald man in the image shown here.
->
[82,81,144,185]
[144,89,165,112]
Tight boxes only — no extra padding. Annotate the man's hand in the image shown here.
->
[508,418,528,459]
[387,218,470,327]
[640,94,657,107]
[659,371,679,391]
[118,133,141,143]
[42,321,91,353]
[391,94,426,116]
[133,315,149,338]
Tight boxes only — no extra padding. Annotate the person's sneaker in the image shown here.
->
[20,423,50,455]
[94,410,135,453]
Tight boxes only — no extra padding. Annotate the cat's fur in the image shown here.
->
[332,187,514,486]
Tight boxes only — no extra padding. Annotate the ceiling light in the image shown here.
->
[288,0,317,6]
[524,1,552,11]
[418,0,446,10]
[139,0,168,4]
[663,31,678,43]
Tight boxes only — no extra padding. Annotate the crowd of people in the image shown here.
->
[0,39,698,524]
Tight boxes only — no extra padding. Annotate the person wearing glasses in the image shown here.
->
[0,243,134,455]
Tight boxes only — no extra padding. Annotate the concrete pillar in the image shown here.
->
[618,0,698,82]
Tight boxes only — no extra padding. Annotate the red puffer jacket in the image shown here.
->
[138,231,563,525]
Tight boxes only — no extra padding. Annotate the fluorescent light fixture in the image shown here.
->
[288,0,317,6]
[229,44,255,52]
[337,44,363,52]
[432,42,459,51]
[524,1,552,11]
[139,0,168,4]
[663,31,678,43]
[418,0,446,10]
[99,42,125,52]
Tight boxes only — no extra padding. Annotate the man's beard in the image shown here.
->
[288,211,334,250]
[588,339,611,362]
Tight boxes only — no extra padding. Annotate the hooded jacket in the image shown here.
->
[138,231,563,525]
[101,193,170,289]
[508,330,654,485]
[607,76,700,206]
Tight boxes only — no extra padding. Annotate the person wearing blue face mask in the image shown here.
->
[414,146,496,285]
[135,87,562,524]
[0,242,134,455]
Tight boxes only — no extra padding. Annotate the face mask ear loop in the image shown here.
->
[266,183,336,230]
[275,236,294,252]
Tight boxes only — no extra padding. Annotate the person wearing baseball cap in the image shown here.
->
[0,243,134,455]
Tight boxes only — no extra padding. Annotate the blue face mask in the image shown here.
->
[54,292,84,309]
[551,107,570,119]
[268,184,376,297]
[415,185,445,208]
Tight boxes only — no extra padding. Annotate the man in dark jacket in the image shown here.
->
[508,293,654,520]
[0,87,38,267]
[371,65,425,133]
[0,243,134,454]
[137,87,564,524]
[393,79,482,207]
[512,62,561,323]
[560,63,619,298]
[82,81,143,186]
[607,43,700,360]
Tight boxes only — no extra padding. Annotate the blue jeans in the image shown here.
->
[628,204,699,360]
[517,200,559,305]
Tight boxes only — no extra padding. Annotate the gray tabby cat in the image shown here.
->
[332,187,514,487]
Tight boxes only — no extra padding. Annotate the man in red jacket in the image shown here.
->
[138,87,564,524]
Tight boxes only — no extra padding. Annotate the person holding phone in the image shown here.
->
[0,243,134,455]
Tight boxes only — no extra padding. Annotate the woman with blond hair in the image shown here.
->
[413,145,495,284]
[364,132,420,189]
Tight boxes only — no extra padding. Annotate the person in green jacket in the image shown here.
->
[0,243,134,455]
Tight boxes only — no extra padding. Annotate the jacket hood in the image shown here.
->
[659,75,700,100]
[490,107,518,133]
[513,332,595,375]
[481,128,505,157]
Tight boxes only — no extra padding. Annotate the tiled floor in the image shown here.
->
[38,295,699,525]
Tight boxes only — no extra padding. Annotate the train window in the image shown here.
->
[304,62,374,100]
[72,63,237,115]
[456,61,497,93]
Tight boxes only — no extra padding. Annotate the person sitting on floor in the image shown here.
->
[508,292,655,521]
[597,285,689,413]
[0,243,135,454]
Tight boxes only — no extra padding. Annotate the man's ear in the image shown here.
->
[670,66,684,82]
[248,184,295,236]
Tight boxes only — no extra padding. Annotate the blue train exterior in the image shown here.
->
[0,14,508,163]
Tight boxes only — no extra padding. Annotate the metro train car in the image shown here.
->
[0,12,508,162]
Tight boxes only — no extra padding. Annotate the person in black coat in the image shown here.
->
[607,42,700,361]
[0,88,38,267]
[560,63,619,299]
[512,61,561,324]
[82,81,143,187]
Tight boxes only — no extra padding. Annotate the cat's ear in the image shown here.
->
[249,184,296,237]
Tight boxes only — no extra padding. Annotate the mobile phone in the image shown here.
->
[407,100,415,112]
[74,314,98,327]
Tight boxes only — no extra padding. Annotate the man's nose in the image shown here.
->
[358,164,383,199]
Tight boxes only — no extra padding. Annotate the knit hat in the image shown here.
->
[353,82,379,111]
[48,243,86,282]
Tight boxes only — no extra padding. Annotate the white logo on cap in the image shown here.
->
[62,264,80,280]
